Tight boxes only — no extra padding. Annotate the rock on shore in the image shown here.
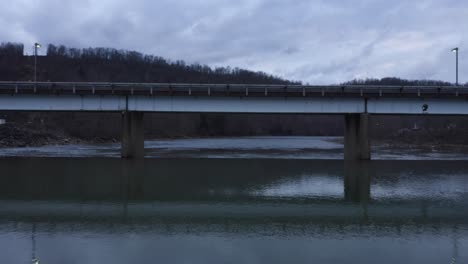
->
[0,123,85,147]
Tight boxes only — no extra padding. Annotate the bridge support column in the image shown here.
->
[344,113,370,160]
[344,161,371,203]
[121,111,144,159]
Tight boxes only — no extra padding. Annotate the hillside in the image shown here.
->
[0,42,298,84]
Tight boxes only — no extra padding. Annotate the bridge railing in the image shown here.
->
[0,81,465,98]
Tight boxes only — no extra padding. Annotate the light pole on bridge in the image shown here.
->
[34,42,41,83]
[452,47,459,86]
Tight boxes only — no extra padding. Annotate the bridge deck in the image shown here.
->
[0,81,466,98]
[1,82,468,115]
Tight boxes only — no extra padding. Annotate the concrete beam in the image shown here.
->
[344,114,370,160]
[128,96,365,114]
[0,95,126,111]
[121,111,144,159]
[368,98,468,115]
[3,95,468,115]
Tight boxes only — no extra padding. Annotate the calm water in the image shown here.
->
[0,137,468,263]
[1,136,467,159]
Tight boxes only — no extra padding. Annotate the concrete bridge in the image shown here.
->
[1,81,467,159]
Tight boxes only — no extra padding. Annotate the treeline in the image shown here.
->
[343,77,463,86]
[0,42,298,84]
[0,43,27,81]
[2,42,465,86]
[0,42,24,57]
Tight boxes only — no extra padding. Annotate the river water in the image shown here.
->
[0,136,467,160]
[0,137,467,263]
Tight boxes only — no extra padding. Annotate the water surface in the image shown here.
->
[0,136,467,160]
[0,157,467,263]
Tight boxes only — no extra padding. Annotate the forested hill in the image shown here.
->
[342,77,455,86]
[0,42,298,84]
[0,42,464,86]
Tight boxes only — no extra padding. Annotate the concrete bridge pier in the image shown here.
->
[344,161,371,203]
[121,111,144,159]
[344,113,370,160]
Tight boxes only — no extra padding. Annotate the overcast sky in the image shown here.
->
[1,0,466,84]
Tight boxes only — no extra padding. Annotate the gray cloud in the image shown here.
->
[0,0,466,84]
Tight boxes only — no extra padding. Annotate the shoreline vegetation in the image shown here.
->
[1,42,468,149]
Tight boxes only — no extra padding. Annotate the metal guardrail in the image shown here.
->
[0,81,466,98]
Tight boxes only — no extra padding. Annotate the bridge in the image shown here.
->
[1,81,467,159]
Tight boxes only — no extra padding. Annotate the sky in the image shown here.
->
[0,0,466,84]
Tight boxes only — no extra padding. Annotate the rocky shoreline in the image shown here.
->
[2,122,468,150]
[325,136,468,153]
[0,123,117,148]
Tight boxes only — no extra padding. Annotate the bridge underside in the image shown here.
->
[1,94,467,159]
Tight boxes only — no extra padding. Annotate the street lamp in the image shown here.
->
[452,47,459,86]
[34,42,41,82]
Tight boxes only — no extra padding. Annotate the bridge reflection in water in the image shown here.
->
[1,159,468,227]
[0,158,467,263]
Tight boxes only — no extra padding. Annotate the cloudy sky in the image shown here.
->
[1,0,466,84]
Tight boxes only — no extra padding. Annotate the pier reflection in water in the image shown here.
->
[0,158,467,264]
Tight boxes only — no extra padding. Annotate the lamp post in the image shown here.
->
[34,42,41,83]
[452,47,459,86]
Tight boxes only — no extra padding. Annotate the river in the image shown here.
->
[0,136,467,160]
[0,137,467,263]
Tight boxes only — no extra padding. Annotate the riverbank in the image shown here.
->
[325,137,468,153]
[0,123,117,148]
[1,136,468,160]
[2,119,468,150]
